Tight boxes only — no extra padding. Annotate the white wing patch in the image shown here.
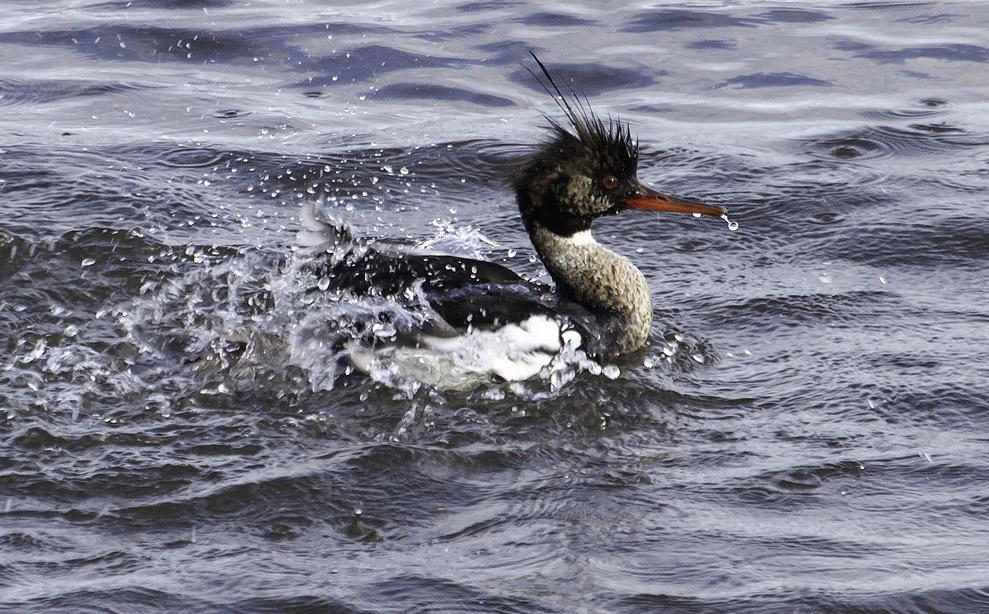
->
[348,315,575,390]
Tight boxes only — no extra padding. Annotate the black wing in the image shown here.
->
[306,248,523,296]
[424,281,557,329]
[298,205,522,295]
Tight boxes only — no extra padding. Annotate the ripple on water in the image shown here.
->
[615,588,989,614]
[158,146,234,168]
[850,41,989,65]
[0,78,149,106]
[369,83,515,107]
[621,9,760,32]
[749,157,891,221]
[516,11,595,27]
[768,459,867,492]
[685,38,737,50]
[820,215,989,269]
[299,45,468,88]
[509,62,659,97]
[366,575,545,612]
[755,8,833,23]
[91,0,239,8]
[861,97,950,120]
[0,146,238,239]
[0,23,390,66]
[210,108,251,119]
[801,123,989,161]
[715,72,832,89]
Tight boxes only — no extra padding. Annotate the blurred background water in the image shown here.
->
[2,1,989,612]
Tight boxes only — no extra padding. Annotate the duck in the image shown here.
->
[297,54,729,386]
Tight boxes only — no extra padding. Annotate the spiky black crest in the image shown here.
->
[523,52,639,177]
[511,53,642,235]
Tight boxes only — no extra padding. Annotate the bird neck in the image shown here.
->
[527,222,653,355]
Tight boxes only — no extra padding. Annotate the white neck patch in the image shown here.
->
[562,230,597,247]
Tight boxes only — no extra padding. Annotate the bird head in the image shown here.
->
[515,54,726,237]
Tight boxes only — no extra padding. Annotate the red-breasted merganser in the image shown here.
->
[300,54,728,385]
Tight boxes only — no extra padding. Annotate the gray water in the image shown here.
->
[2,1,989,612]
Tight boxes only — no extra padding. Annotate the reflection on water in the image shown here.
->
[2,1,989,612]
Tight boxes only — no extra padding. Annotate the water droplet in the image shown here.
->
[507,248,517,258]
[81,258,95,267]
[317,277,330,291]
[399,166,409,176]
[720,213,739,231]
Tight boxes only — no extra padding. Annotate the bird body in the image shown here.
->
[302,54,729,386]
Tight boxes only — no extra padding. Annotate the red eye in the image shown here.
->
[601,175,618,189]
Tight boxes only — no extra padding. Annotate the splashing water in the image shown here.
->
[112,215,614,401]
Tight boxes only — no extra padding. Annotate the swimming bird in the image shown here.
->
[299,54,728,385]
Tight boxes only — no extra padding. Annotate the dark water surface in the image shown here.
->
[3,1,989,612]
